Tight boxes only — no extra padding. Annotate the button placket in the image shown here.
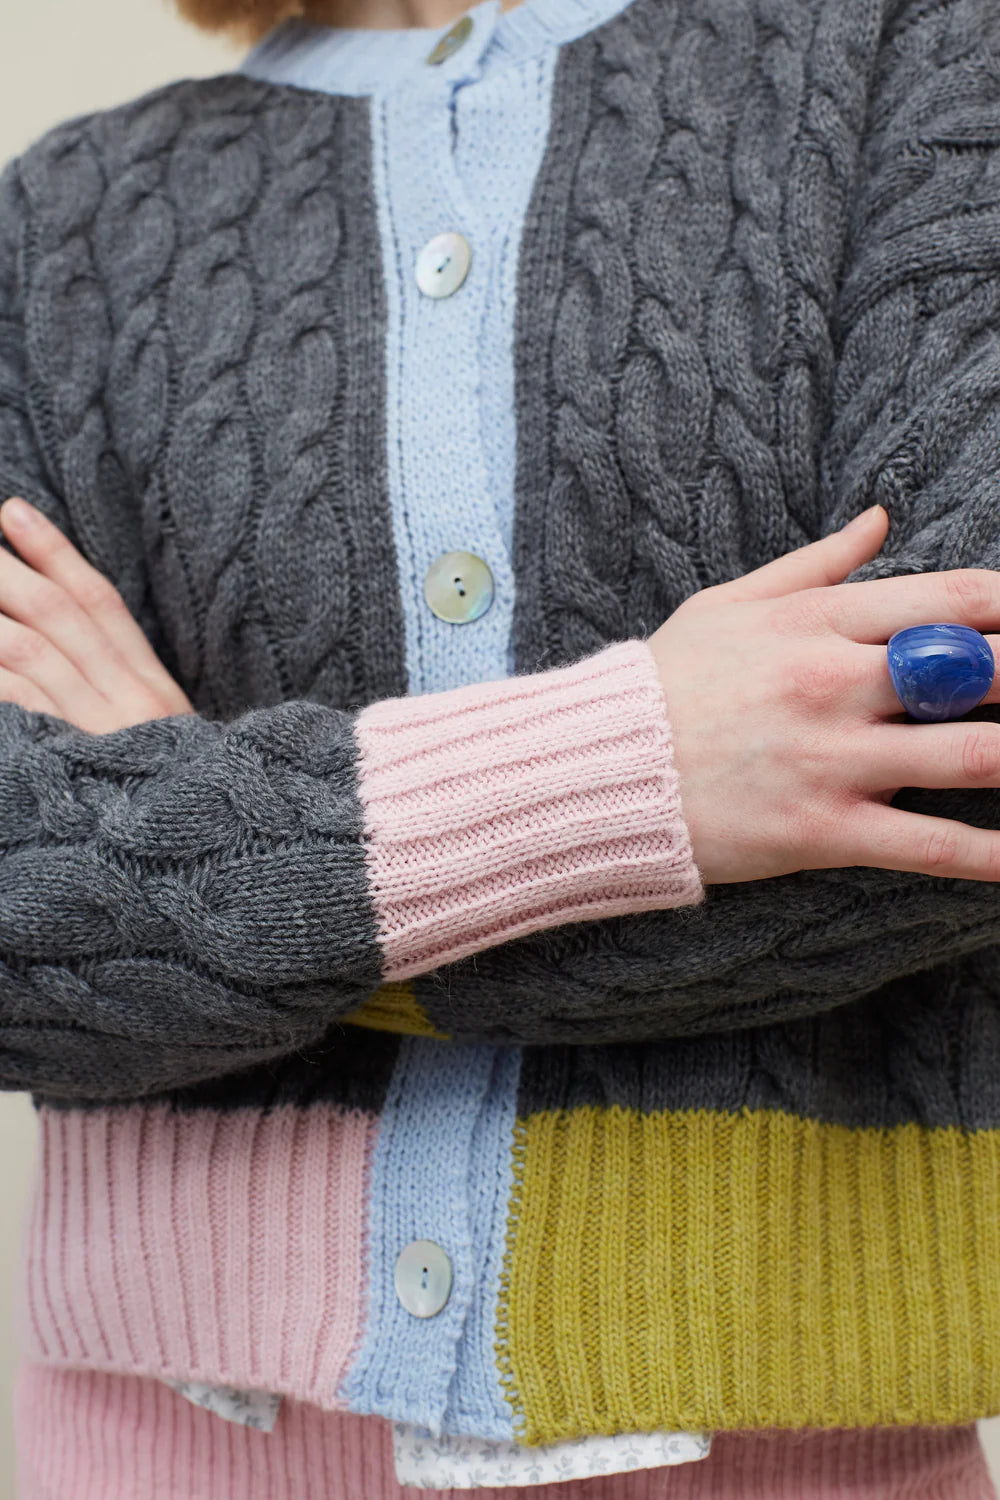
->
[376,70,514,694]
[337,1041,495,1433]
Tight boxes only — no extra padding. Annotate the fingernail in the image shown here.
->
[842,504,881,533]
[3,497,36,527]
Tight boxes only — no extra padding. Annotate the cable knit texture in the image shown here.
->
[8,0,1000,1459]
[416,0,1000,1045]
[1,0,1000,1072]
[354,639,704,980]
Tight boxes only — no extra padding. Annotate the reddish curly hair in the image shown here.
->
[172,0,350,46]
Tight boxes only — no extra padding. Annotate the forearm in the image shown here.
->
[406,855,1000,1045]
[0,638,707,1097]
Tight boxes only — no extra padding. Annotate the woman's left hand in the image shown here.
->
[0,495,196,733]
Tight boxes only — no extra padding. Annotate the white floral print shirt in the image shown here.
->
[389,1419,712,1488]
[167,1382,713,1487]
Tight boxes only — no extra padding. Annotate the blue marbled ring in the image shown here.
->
[886,623,996,723]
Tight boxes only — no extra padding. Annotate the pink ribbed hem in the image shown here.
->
[16,1102,376,1407]
[354,639,705,981]
[14,1364,996,1499]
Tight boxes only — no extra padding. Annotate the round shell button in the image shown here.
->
[394,1239,453,1318]
[415,233,472,299]
[426,14,473,65]
[424,549,494,624]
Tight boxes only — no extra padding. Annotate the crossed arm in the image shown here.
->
[3,2,1000,1098]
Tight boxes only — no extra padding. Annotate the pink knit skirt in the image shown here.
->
[13,1361,997,1498]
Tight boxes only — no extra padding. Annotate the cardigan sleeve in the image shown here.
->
[8,2,1000,1095]
[0,150,711,1099]
[399,0,1000,1047]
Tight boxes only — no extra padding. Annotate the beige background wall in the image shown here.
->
[2,2,1000,1496]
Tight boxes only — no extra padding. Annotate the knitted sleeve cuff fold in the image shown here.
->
[353,638,706,981]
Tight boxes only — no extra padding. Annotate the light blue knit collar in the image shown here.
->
[238,0,635,95]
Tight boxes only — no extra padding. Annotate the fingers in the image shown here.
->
[0,499,172,701]
[711,504,889,604]
[813,567,1000,644]
[848,638,1000,719]
[0,664,62,719]
[857,719,1000,796]
[832,801,1000,883]
[775,637,1000,726]
[0,610,108,725]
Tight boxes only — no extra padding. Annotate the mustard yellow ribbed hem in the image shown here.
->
[341,982,450,1038]
[495,1105,1000,1444]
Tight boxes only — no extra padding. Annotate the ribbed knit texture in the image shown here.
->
[3,0,1000,1061]
[496,1104,1000,1441]
[354,640,704,979]
[17,1103,377,1402]
[13,1365,996,1499]
[420,0,1000,1045]
[222,59,703,1489]
[8,0,1000,1469]
[336,1041,524,1441]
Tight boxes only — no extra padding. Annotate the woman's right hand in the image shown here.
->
[646,504,1000,886]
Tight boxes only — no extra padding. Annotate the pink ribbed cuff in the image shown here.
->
[354,639,705,981]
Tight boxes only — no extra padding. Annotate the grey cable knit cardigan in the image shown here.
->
[2,0,1000,1109]
[15,0,1000,1449]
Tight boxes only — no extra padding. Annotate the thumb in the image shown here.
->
[716,504,889,604]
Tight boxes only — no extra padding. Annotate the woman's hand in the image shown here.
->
[0,496,195,733]
[646,504,1000,887]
